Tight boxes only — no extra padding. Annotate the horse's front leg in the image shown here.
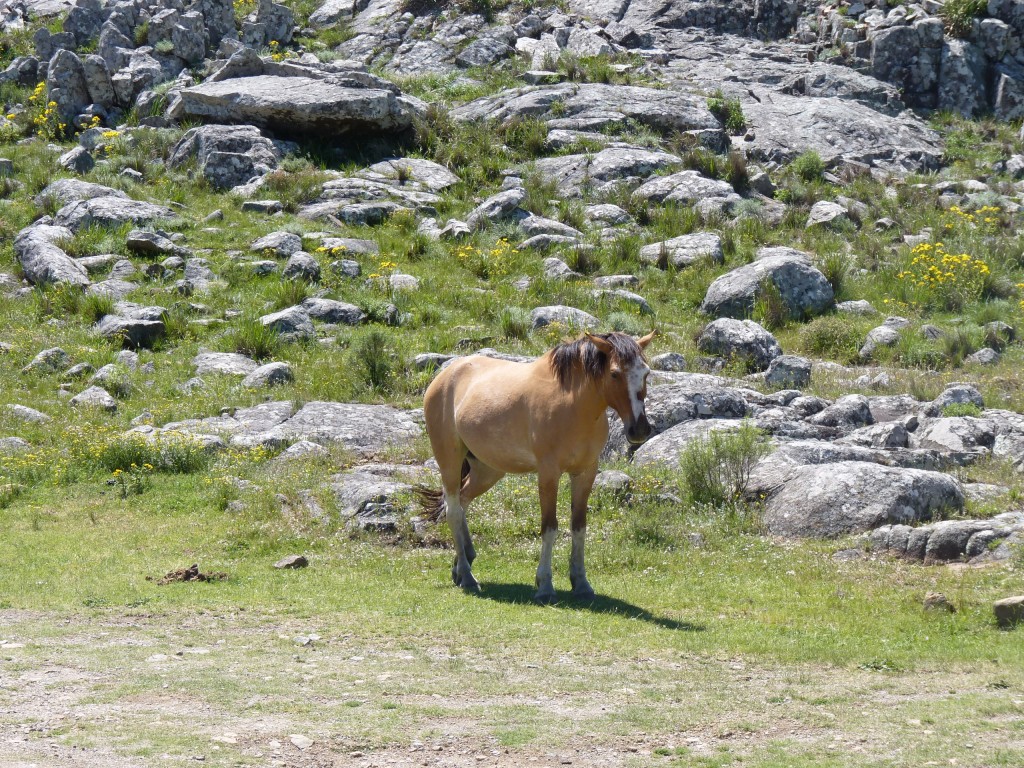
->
[534,469,560,604]
[569,464,598,601]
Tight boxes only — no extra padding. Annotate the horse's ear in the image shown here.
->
[585,333,614,354]
[637,330,656,349]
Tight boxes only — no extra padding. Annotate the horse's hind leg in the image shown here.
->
[457,459,505,569]
[430,435,478,591]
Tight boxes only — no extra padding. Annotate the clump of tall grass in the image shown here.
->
[354,330,393,391]
[226,317,281,360]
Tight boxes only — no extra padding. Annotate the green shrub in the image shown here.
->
[270,278,313,310]
[791,151,825,182]
[354,330,393,391]
[942,402,984,418]
[607,311,647,335]
[940,0,987,38]
[133,21,150,47]
[34,283,83,319]
[941,326,980,367]
[522,168,558,216]
[800,314,866,363]
[259,167,328,213]
[726,149,749,191]
[682,147,726,180]
[498,307,531,341]
[80,292,115,323]
[707,90,746,135]
[679,422,773,507]
[226,318,281,360]
[819,252,850,299]
[502,116,549,159]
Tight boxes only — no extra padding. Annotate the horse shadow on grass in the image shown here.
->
[475,582,705,632]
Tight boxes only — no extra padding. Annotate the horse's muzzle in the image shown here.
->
[625,413,653,445]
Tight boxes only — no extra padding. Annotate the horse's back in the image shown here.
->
[424,355,542,472]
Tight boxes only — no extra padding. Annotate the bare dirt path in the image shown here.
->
[2,609,1023,768]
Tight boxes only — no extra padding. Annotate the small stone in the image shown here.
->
[994,596,1024,628]
[274,554,309,569]
[59,146,95,174]
[242,200,283,214]
[289,734,314,750]
[69,385,117,412]
[650,352,686,372]
[22,346,71,374]
[923,592,955,613]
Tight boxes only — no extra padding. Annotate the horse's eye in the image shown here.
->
[610,371,620,379]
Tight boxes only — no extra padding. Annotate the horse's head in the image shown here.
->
[586,331,656,445]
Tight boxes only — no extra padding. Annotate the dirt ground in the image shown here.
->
[3,609,1023,768]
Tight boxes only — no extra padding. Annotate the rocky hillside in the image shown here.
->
[2,0,1024,567]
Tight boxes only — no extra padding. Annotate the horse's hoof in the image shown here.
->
[533,591,556,605]
[459,577,481,593]
[572,587,596,602]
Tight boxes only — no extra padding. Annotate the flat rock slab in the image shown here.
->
[35,178,129,207]
[54,196,176,232]
[159,401,421,458]
[532,147,681,195]
[453,83,725,146]
[177,75,424,137]
[193,352,259,376]
[741,89,942,173]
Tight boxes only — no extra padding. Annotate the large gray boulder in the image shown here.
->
[697,319,782,372]
[701,247,834,319]
[330,470,411,531]
[176,75,426,137]
[300,298,365,325]
[94,314,166,349]
[14,225,90,287]
[632,419,744,467]
[259,306,315,341]
[46,49,90,123]
[760,461,965,538]
[915,417,996,455]
[938,39,989,118]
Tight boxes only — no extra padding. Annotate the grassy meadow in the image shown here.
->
[1,27,1024,766]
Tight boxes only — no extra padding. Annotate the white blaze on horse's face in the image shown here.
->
[619,357,652,445]
[588,331,656,445]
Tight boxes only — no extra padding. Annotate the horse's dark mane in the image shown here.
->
[549,332,644,389]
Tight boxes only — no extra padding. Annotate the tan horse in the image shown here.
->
[419,331,655,603]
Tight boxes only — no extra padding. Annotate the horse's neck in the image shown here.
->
[536,354,607,418]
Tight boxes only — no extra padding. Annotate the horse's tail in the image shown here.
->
[414,458,471,523]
